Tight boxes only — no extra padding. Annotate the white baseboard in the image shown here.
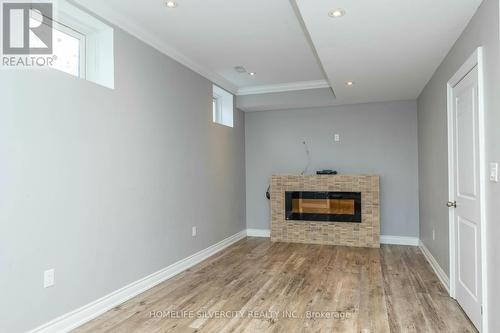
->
[28,230,247,333]
[243,230,419,247]
[419,240,450,293]
[246,228,271,237]
[26,229,447,333]
[380,235,419,246]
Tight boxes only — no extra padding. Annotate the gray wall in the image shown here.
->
[245,100,419,237]
[417,0,500,330]
[0,27,246,332]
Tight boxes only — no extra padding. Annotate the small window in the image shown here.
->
[30,2,114,89]
[213,97,220,123]
[212,85,234,127]
[51,22,85,78]
[30,10,85,78]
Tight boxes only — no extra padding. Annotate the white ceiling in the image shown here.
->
[295,0,483,105]
[74,0,482,109]
[74,0,325,93]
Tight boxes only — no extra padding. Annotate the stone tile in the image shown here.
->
[270,174,380,248]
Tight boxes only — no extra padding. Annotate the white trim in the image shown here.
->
[446,47,488,333]
[380,235,419,246]
[236,80,330,96]
[419,240,450,293]
[246,229,271,237]
[53,19,87,79]
[243,230,419,246]
[447,62,456,300]
[62,2,332,95]
[212,85,234,127]
[28,230,247,333]
[71,0,238,93]
[31,5,87,79]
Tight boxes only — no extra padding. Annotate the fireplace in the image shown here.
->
[285,191,361,223]
[272,175,379,247]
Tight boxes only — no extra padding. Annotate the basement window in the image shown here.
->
[46,19,85,78]
[30,2,114,89]
[212,85,234,127]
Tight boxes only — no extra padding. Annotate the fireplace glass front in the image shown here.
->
[285,191,361,222]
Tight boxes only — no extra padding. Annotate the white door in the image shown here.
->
[450,65,482,331]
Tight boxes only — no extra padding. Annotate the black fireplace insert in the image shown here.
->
[285,191,361,223]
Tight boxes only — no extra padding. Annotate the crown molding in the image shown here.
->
[72,0,238,94]
[236,80,330,96]
[72,2,329,97]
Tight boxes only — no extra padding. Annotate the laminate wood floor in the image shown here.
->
[74,237,477,333]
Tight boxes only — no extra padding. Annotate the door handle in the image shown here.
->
[447,201,457,208]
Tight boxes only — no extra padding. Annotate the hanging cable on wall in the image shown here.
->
[266,140,311,200]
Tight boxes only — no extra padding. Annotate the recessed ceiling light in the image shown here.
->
[248,72,256,76]
[165,1,178,8]
[345,80,355,86]
[328,8,345,18]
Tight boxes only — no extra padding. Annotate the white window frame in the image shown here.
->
[30,8,87,78]
[29,1,115,89]
[52,19,87,79]
[212,85,234,128]
[212,95,222,124]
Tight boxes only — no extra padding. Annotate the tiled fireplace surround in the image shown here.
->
[270,175,380,248]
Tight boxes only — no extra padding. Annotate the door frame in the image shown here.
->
[446,47,488,333]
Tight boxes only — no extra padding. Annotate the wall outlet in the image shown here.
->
[192,226,197,237]
[490,162,498,182]
[432,229,435,241]
[43,269,55,288]
[334,133,340,142]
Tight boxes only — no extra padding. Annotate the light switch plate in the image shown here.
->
[192,226,197,237]
[334,134,340,142]
[490,163,498,182]
[44,269,55,288]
